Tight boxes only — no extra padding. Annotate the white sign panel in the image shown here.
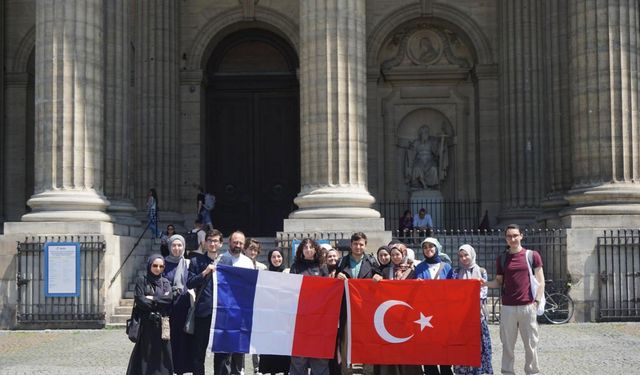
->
[45,242,80,297]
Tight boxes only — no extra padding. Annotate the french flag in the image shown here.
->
[208,265,344,358]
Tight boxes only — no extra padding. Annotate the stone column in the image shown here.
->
[23,0,111,222]
[0,3,4,223]
[134,0,180,220]
[562,0,640,225]
[497,0,545,224]
[290,0,380,219]
[540,0,572,224]
[104,0,137,225]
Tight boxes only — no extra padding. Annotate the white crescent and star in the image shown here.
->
[373,300,434,344]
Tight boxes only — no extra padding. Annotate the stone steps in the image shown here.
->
[107,298,134,327]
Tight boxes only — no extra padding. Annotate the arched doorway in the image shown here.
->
[204,29,299,236]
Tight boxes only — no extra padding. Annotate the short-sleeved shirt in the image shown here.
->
[495,248,543,306]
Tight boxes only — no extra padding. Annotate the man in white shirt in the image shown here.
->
[218,231,254,269]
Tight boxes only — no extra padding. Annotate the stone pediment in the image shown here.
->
[379,22,473,78]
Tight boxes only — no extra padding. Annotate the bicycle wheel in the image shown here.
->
[543,292,574,324]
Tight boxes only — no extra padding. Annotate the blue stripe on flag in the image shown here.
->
[213,265,259,353]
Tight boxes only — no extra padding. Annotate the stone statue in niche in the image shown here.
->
[404,124,449,190]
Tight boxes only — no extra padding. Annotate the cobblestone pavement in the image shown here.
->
[0,323,639,374]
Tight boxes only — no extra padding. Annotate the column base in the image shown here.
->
[107,200,140,226]
[291,186,381,218]
[496,208,541,226]
[560,183,640,228]
[23,190,112,222]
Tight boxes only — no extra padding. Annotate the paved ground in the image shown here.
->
[1,322,639,374]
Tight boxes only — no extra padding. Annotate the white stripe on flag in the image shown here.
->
[207,271,217,353]
[249,271,303,355]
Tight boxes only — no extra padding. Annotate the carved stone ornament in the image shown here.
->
[407,29,442,65]
[380,23,473,72]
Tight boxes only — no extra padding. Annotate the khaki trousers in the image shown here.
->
[499,304,540,375]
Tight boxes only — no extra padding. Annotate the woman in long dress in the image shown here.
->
[258,249,292,375]
[452,244,493,375]
[126,254,173,375]
[146,188,160,238]
[163,235,193,375]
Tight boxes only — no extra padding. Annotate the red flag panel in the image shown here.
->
[291,276,344,358]
[347,279,481,366]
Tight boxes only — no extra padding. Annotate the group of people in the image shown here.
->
[127,224,545,375]
[398,208,434,235]
[146,185,216,244]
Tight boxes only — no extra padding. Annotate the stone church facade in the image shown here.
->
[0,0,639,326]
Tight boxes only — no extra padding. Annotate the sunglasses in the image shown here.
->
[151,264,165,269]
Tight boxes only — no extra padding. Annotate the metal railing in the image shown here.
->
[276,229,567,282]
[277,229,567,324]
[597,230,640,321]
[16,235,106,328]
[374,199,482,231]
[276,232,351,265]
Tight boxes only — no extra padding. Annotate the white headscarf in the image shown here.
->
[457,244,482,279]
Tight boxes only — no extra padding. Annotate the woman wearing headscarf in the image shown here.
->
[258,249,292,375]
[126,254,174,375]
[386,245,415,280]
[163,235,193,375]
[374,247,422,375]
[414,237,453,375]
[415,237,453,280]
[376,246,392,278]
[452,245,493,375]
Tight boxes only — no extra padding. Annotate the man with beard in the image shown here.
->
[214,231,254,375]
[188,230,254,375]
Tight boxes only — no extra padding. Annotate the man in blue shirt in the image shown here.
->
[413,208,433,232]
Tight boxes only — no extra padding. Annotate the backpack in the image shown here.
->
[184,229,203,251]
[203,193,216,210]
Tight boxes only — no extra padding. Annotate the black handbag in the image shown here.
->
[126,302,141,343]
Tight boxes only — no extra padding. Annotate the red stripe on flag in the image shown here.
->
[349,279,481,366]
[291,276,344,358]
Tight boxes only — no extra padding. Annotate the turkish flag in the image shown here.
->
[347,279,481,366]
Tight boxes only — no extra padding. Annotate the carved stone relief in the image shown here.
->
[379,22,473,73]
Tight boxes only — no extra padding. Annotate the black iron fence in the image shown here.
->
[277,229,566,324]
[16,235,106,328]
[276,229,567,283]
[597,230,640,321]
[374,199,482,231]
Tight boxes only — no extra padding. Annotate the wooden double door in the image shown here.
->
[206,86,299,236]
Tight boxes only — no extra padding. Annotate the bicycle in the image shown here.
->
[491,279,574,324]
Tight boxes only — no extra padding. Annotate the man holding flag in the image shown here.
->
[336,232,383,375]
[187,229,224,375]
